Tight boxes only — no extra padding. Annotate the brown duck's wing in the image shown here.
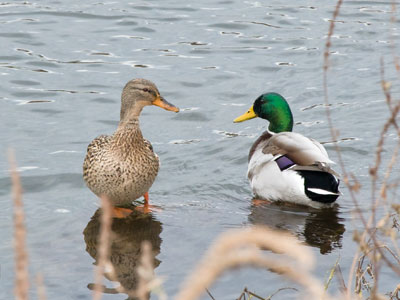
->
[83,135,113,183]
[143,139,154,153]
[83,135,112,167]
[86,135,112,155]
[261,132,334,166]
[248,131,272,162]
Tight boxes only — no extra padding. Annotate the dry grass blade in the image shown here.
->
[206,288,216,300]
[237,287,267,300]
[324,257,340,292]
[92,196,113,300]
[9,150,30,300]
[333,263,347,294]
[266,287,299,300]
[175,226,330,300]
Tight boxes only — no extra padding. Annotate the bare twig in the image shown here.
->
[265,287,298,300]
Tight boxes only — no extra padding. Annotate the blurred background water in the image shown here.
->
[1,1,399,299]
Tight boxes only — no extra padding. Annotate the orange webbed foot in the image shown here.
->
[134,204,162,213]
[134,192,162,213]
[252,198,273,207]
[112,206,134,218]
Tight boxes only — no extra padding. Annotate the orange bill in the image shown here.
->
[152,96,179,112]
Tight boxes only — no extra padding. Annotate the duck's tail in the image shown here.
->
[297,170,341,204]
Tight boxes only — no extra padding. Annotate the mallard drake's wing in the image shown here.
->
[262,132,334,166]
[308,137,329,158]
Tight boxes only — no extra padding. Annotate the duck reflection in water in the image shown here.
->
[83,207,162,299]
[248,201,345,254]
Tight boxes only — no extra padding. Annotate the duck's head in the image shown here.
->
[120,78,179,122]
[234,92,293,133]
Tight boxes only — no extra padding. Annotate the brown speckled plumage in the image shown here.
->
[83,78,179,206]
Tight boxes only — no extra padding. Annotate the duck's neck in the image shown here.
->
[255,93,294,133]
[263,102,293,133]
[120,101,144,123]
[116,94,147,146]
[114,118,144,147]
[267,113,293,133]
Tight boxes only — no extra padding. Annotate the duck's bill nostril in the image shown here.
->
[233,105,257,123]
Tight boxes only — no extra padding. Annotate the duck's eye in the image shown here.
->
[143,88,150,93]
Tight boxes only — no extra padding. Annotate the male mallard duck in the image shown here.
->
[234,92,340,208]
[83,78,179,216]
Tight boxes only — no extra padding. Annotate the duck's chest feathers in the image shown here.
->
[110,130,160,174]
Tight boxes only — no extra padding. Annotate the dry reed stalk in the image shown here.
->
[206,288,216,300]
[36,273,47,300]
[135,241,166,300]
[174,226,331,300]
[323,0,344,159]
[237,287,266,300]
[391,283,400,299]
[136,241,154,300]
[323,1,400,297]
[321,4,371,282]
[324,257,340,292]
[354,244,400,298]
[389,1,400,77]
[365,62,400,282]
[9,150,29,300]
[265,287,299,300]
[333,263,347,294]
[348,65,400,298]
[92,196,113,300]
[236,286,298,300]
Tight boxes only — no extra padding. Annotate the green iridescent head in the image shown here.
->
[233,92,293,133]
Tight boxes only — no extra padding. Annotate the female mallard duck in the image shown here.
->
[234,92,340,208]
[83,78,179,216]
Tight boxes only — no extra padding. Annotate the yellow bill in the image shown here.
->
[152,96,179,112]
[233,105,257,123]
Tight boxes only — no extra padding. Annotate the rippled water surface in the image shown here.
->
[1,1,400,299]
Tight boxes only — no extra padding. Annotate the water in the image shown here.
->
[1,1,399,299]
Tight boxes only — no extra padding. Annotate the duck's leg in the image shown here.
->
[135,192,151,213]
[135,192,161,213]
[143,191,149,207]
[112,206,134,218]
